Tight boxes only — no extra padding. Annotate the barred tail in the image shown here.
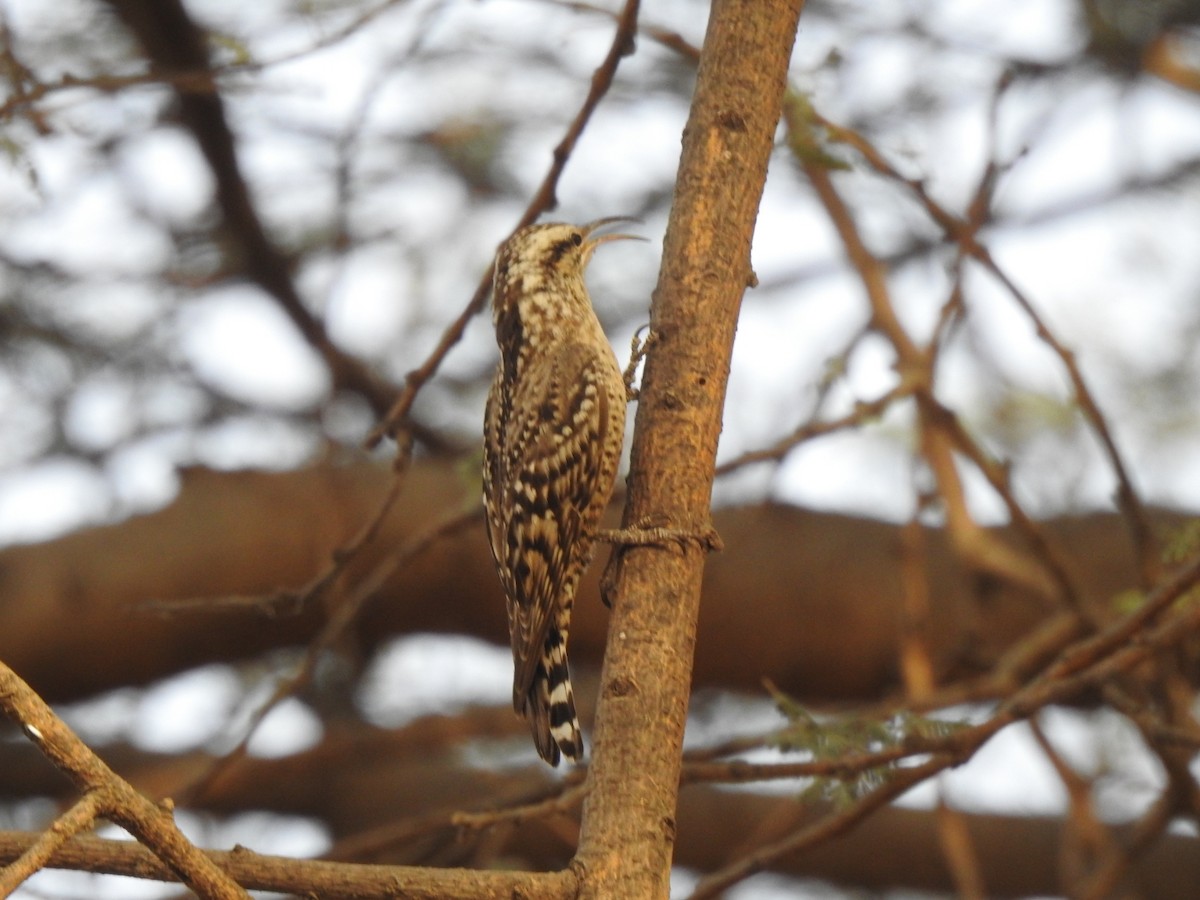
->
[523,627,583,766]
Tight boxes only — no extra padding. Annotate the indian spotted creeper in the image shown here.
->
[483,218,639,765]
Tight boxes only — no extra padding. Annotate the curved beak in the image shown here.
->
[581,215,646,263]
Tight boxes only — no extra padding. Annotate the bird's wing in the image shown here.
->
[489,341,618,706]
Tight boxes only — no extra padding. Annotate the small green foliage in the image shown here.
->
[0,134,39,190]
[1110,588,1146,615]
[0,135,23,162]
[781,88,851,172]
[893,709,971,742]
[206,31,254,67]
[1104,521,1200,615]
[817,353,849,391]
[766,683,968,805]
[990,389,1080,445]
[798,760,898,807]
[1163,519,1200,565]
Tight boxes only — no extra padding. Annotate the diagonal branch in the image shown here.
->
[688,549,1200,897]
[0,660,249,898]
[795,118,1080,610]
[104,0,395,416]
[365,0,644,448]
[815,108,1159,590]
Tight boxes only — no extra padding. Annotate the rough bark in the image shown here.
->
[573,1,805,896]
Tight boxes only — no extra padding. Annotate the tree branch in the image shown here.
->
[0,661,248,898]
[575,1,804,895]
[365,0,644,447]
[0,460,1178,706]
[0,831,576,900]
[104,0,396,415]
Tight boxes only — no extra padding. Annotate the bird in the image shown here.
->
[483,217,639,765]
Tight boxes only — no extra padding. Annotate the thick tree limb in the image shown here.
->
[0,460,1177,706]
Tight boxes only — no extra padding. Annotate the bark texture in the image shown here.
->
[573,1,805,896]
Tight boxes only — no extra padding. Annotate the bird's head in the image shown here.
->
[494,217,644,294]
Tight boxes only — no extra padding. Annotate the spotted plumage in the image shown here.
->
[483,218,636,765]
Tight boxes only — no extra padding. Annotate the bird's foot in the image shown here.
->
[622,327,657,402]
[593,521,723,554]
[594,518,723,607]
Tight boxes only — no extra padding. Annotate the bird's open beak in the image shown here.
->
[581,216,647,260]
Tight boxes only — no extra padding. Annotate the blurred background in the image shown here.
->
[1,0,1200,896]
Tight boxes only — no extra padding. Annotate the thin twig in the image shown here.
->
[451,779,589,831]
[796,119,1078,607]
[682,742,921,785]
[713,383,913,477]
[145,434,414,622]
[327,770,587,862]
[0,830,576,899]
[365,0,643,447]
[545,0,701,62]
[1075,786,1175,899]
[971,244,1160,587]
[178,501,479,805]
[1029,718,1117,891]
[934,790,986,900]
[105,0,396,416]
[0,793,101,896]
[688,551,1200,896]
[816,107,1159,589]
[688,754,954,898]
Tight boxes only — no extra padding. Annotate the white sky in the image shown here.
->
[2,0,1200,896]
[2,0,1200,540]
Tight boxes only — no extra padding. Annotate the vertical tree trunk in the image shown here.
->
[574,1,805,896]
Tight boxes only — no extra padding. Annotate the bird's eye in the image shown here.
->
[570,232,583,246]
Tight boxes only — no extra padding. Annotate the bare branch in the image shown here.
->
[0,831,576,900]
[575,1,804,895]
[0,661,249,898]
[815,107,1160,590]
[688,550,1200,896]
[365,0,645,448]
[0,793,102,896]
[104,0,398,417]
